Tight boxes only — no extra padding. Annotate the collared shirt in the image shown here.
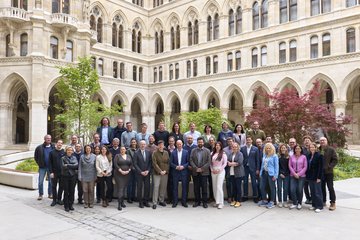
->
[184,130,201,145]
[247,145,251,156]
[177,149,182,166]
[101,127,109,144]
[141,150,146,162]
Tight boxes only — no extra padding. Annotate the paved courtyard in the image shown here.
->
[0,178,359,240]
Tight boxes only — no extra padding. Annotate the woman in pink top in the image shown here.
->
[211,142,228,209]
[288,144,308,210]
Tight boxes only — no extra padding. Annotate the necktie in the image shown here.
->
[142,151,146,162]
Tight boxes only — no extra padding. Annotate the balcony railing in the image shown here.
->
[51,13,78,29]
[0,7,29,22]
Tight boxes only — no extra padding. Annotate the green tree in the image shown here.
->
[179,107,231,136]
[55,57,122,143]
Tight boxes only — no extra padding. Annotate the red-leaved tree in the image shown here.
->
[246,81,352,147]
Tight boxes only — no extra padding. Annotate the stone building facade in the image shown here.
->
[0,0,360,149]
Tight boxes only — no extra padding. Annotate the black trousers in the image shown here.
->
[76,179,83,201]
[97,176,113,200]
[51,174,63,201]
[136,174,150,203]
[62,175,76,209]
[193,174,208,204]
[304,180,311,201]
[321,173,336,203]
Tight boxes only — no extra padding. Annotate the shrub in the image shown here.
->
[334,149,360,180]
[15,158,39,173]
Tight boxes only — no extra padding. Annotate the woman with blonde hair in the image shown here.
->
[96,146,113,207]
[258,143,279,209]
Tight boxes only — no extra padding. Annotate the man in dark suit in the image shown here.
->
[241,136,260,203]
[96,117,113,147]
[133,140,152,208]
[170,140,189,208]
[190,137,211,208]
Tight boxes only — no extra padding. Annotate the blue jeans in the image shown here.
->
[290,176,305,205]
[309,180,323,209]
[244,166,258,198]
[229,176,244,202]
[277,175,290,203]
[260,171,276,202]
[38,167,52,196]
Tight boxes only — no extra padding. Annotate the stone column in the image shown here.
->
[0,103,13,148]
[243,106,253,119]
[241,7,252,33]
[142,112,156,133]
[180,27,187,48]
[123,110,131,124]
[334,100,347,118]
[268,0,278,26]
[220,108,229,119]
[198,21,207,43]
[28,101,48,150]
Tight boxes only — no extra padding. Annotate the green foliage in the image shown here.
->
[334,149,360,180]
[179,107,231,136]
[55,57,123,143]
[15,158,38,173]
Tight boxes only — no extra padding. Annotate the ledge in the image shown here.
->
[0,167,38,190]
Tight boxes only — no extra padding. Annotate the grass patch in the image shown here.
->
[334,149,360,180]
[15,158,39,173]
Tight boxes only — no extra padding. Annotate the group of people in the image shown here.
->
[34,118,338,213]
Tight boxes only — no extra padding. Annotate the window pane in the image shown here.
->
[236,7,242,34]
[322,34,331,56]
[289,0,297,21]
[206,57,211,74]
[65,40,73,62]
[253,2,259,30]
[227,53,233,71]
[322,0,331,13]
[252,48,258,68]
[261,0,268,28]
[50,36,58,59]
[213,14,219,40]
[20,33,28,56]
[346,0,357,7]
[113,62,118,78]
[289,40,297,62]
[310,36,318,59]
[213,56,218,73]
[311,0,320,16]
[279,42,286,63]
[347,29,356,53]
[187,61,191,78]
[193,60,198,77]
[188,22,193,46]
[229,10,235,36]
[235,51,241,70]
[261,46,267,66]
[279,0,288,23]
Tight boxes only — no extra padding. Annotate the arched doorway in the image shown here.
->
[207,93,220,109]
[111,95,124,123]
[253,87,269,109]
[189,95,199,112]
[48,85,66,140]
[14,90,29,143]
[131,98,142,131]
[346,75,360,143]
[170,97,181,123]
[155,100,164,129]
[228,90,244,126]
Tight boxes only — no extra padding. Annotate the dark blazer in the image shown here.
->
[170,149,189,176]
[226,151,245,178]
[306,152,324,181]
[319,146,338,174]
[133,149,152,174]
[189,147,211,176]
[96,126,114,144]
[34,143,55,168]
[240,145,260,172]
[49,148,65,176]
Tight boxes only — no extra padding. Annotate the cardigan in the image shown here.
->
[288,154,308,177]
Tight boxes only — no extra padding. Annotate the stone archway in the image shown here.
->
[155,100,164,129]
[14,90,29,143]
[252,87,269,109]
[346,75,360,143]
[130,98,142,131]
[48,84,66,140]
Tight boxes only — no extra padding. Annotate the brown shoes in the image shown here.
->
[329,203,336,211]
[37,195,43,200]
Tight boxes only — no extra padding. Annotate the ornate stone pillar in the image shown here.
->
[142,112,156,133]
[0,103,13,148]
[28,101,48,150]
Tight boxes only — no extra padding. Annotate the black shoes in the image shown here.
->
[253,198,259,203]
[193,202,201,208]
[182,202,188,208]
[152,204,157,209]
[241,197,248,202]
[203,203,208,208]
[144,202,150,208]
[50,201,56,207]
[127,199,133,204]
[57,199,64,205]
[69,205,75,211]
[118,202,122,211]
[65,208,70,212]
[78,199,83,204]
[139,203,144,208]
[159,202,166,207]
[121,202,126,208]
[172,203,177,208]
[96,199,101,204]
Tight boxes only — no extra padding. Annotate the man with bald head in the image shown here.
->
[170,140,190,208]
